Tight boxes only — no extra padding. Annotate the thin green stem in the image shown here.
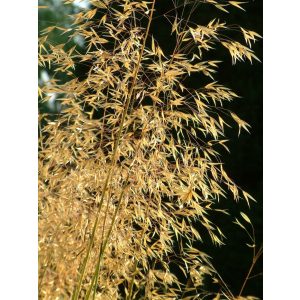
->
[72,2,157,297]
[239,245,263,297]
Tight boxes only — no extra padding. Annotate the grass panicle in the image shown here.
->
[39,0,261,299]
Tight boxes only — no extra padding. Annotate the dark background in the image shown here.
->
[154,2,263,298]
[151,1,263,297]
[39,0,262,297]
